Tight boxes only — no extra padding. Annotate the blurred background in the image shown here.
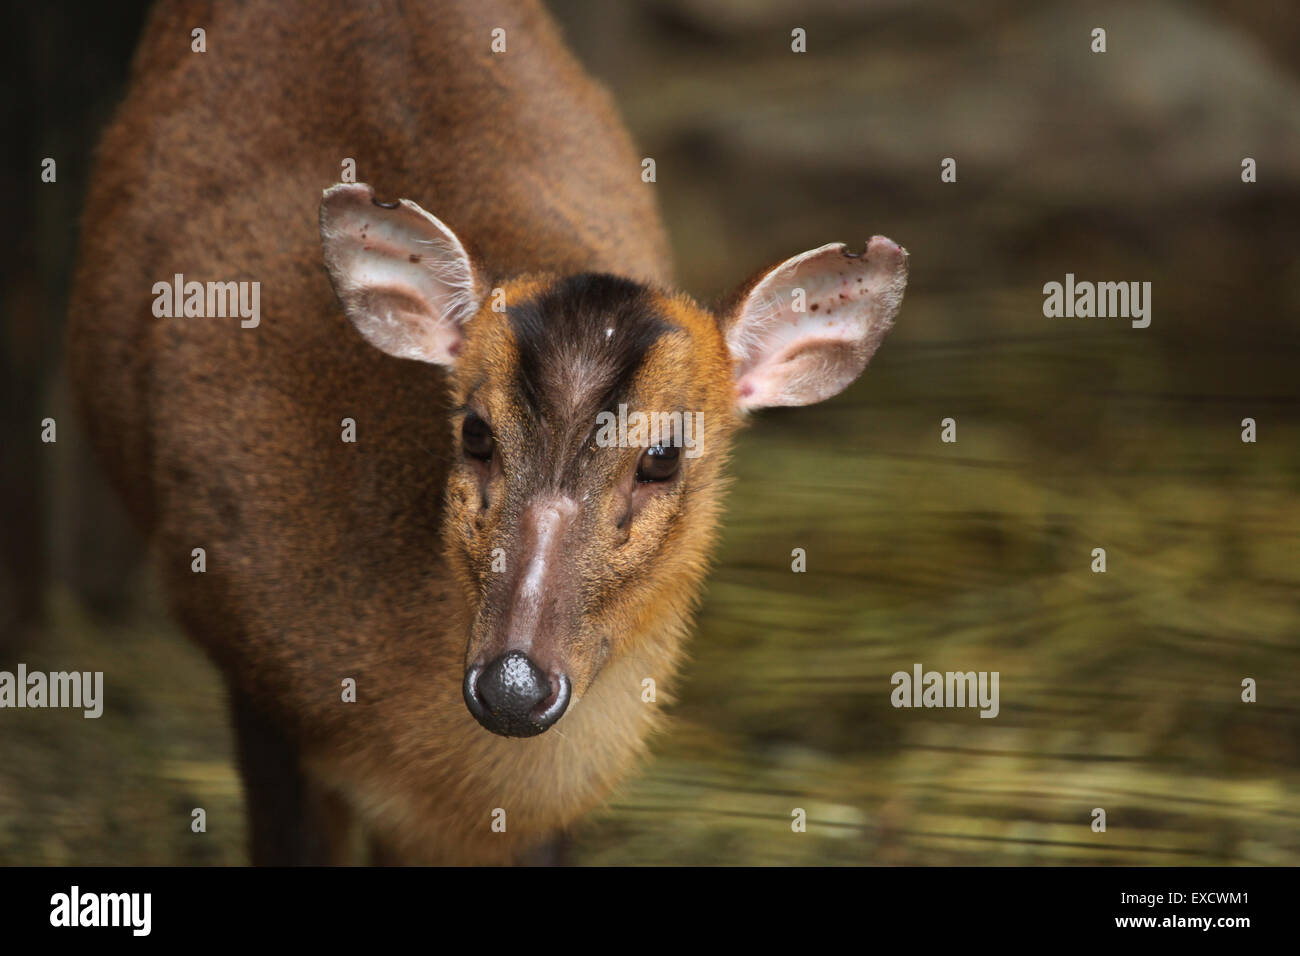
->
[2,0,1298,864]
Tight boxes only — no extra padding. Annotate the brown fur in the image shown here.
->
[67,0,731,864]
[68,0,909,865]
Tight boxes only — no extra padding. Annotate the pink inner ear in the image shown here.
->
[319,183,479,366]
[728,236,907,409]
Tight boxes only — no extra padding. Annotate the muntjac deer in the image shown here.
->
[66,0,907,864]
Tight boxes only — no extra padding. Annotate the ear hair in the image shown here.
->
[723,236,907,410]
[319,182,480,366]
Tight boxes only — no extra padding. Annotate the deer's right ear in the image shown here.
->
[319,183,481,365]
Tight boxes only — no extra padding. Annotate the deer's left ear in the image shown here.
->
[724,237,907,410]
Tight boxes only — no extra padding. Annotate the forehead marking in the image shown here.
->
[506,273,675,417]
[498,274,679,488]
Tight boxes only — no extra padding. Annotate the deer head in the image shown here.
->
[319,182,907,738]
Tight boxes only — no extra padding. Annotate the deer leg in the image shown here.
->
[228,686,358,865]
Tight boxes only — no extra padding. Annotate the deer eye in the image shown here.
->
[636,443,680,483]
[462,413,495,462]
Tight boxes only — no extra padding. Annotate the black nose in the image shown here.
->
[463,651,571,737]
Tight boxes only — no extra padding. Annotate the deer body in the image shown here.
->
[68,0,906,864]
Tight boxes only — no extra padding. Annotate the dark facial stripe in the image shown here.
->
[507,273,674,418]
[504,274,675,488]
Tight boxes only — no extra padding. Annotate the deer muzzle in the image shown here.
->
[463,495,582,737]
